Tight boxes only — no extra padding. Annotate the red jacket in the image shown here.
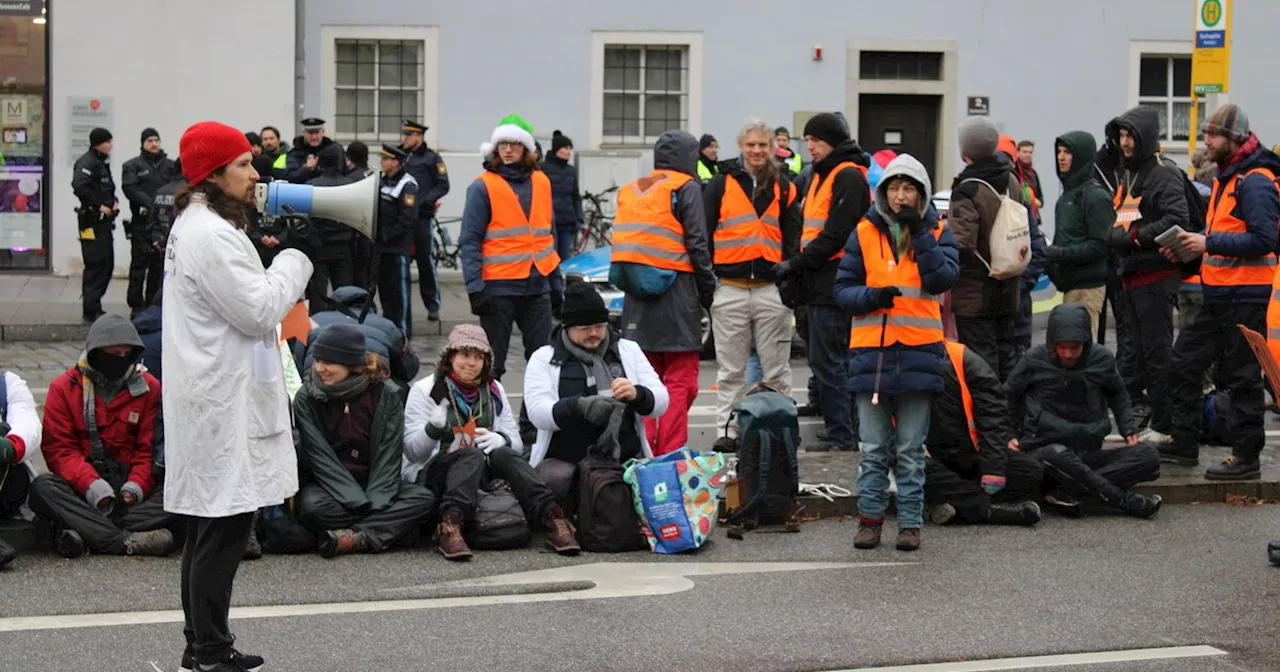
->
[40,367,161,498]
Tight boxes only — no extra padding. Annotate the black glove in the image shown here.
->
[774,257,801,279]
[279,219,321,260]
[896,207,924,236]
[778,274,802,309]
[468,292,494,317]
[700,292,714,310]
[0,436,16,464]
[1045,245,1064,261]
[550,291,564,320]
[875,286,901,309]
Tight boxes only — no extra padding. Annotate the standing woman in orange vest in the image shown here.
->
[703,118,802,452]
[459,114,563,398]
[832,154,958,552]
[611,130,717,455]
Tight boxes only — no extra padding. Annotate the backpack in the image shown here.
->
[469,479,532,550]
[574,455,647,552]
[1177,169,1209,234]
[959,178,1032,280]
[724,383,801,528]
[255,503,316,554]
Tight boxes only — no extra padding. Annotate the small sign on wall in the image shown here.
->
[967,96,990,116]
[67,96,114,163]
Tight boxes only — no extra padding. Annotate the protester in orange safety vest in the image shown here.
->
[832,153,958,552]
[459,114,563,391]
[702,118,802,452]
[612,130,716,456]
[1159,104,1280,480]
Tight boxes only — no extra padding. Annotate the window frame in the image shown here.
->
[590,31,703,150]
[1128,41,1214,148]
[320,25,439,147]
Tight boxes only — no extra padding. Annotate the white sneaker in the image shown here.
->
[1137,427,1172,444]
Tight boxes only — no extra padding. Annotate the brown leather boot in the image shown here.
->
[542,505,580,555]
[895,527,921,552]
[853,522,882,550]
[436,509,473,561]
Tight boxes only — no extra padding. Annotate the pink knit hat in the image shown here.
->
[436,324,493,376]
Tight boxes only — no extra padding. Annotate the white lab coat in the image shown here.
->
[161,198,313,518]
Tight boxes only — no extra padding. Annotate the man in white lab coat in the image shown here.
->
[162,121,313,672]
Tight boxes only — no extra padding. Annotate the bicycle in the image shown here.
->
[432,216,462,270]
[574,185,619,255]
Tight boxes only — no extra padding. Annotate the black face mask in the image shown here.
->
[88,351,136,380]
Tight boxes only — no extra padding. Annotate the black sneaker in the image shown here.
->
[986,501,1042,526]
[427,308,440,322]
[1268,541,1280,567]
[0,537,16,569]
[795,403,821,417]
[1043,493,1082,518]
[180,646,264,672]
[1204,455,1261,481]
[1157,445,1199,467]
[1120,493,1162,519]
[56,529,87,558]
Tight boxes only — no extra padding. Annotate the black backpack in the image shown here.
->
[469,479,532,550]
[574,455,647,552]
[1176,168,1209,234]
[725,384,801,529]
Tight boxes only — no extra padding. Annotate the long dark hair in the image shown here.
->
[174,168,251,231]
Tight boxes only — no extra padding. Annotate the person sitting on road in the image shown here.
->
[1004,303,1163,519]
[925,340,1043,527]
[293,324,434,558]
[524,281,669,503]
[29,314,178,558]
[0,368,45,568]
[306,285,420,398]
[404,324,580,561]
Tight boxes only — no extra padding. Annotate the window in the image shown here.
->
[334,38,423,141]
[1138,55,1205,143]
[602,45,688,145]
[0,8,47,270]
[859,51,942,81]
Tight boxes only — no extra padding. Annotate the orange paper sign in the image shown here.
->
[280,301,312,344]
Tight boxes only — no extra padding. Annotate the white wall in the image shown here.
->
[49,0,295,275]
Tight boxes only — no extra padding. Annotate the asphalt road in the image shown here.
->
[2,503,1279,671]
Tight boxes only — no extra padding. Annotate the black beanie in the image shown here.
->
[346,140,369,166]
[802,113,849,148]
[310,323,367,368]
[699,134,717,150]
[244,131,262,147]
[140,127,160,146]
[551,130,573,153]
[89,127,112,147]
[561,280,610,327]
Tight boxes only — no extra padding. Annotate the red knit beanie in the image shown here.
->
[179,121,253,185]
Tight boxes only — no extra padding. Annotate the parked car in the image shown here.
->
[932,189,951,218]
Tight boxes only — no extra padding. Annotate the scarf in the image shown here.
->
[1218,133,1262,171]
[316,372,372,401]
[561,330,615,394]
[445,374,493,426]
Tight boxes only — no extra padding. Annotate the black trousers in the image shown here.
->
[181,512,255,666]
[1120,275,1179,430]
[413,218,439,312]
[351,237,374,289]
[955,314,1019,381]
[479,294,554,382]
[422,447,558,521]
[1167,302,1267,459]
[0,467,31,518]
[27,473,178,554]
[295,483,434,551]
[378,253,412,338]
[80,224,114,319]
[924,451,1043,524]
[1031,443,1160,507]
[535,458,576,509]
[1107,269,1142,400]
[126,236,163,310]
[306,243,356,312]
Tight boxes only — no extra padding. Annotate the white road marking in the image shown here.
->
[0,561,902,633]
[825,645,1228,671]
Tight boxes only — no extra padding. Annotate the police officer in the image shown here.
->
[399,119,450,322]
[147,158,186,267]
[278,117,345,183]
[72,127,119,322]
[377,144,420,337]
[121,128,176,312]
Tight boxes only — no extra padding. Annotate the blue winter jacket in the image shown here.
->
[1201,146,1280,305]
[459,163,565,298]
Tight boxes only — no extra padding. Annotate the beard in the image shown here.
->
[1207,144,1232,164]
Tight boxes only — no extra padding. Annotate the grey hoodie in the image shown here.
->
[873,154,934,224]
[82,313,145,401]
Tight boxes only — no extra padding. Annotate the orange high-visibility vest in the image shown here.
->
[802,162,868,261]
[611,170,695,272]
[713,178,794,265]
[848,217,946,348]
[479,171,560,281]
[1180,273,1202,293]
[1267,268,1280,365]
[944,340,979,448]
[1203,168,1280,289]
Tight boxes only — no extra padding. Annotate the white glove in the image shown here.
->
[426,400,449,430]
[474,428,507,455]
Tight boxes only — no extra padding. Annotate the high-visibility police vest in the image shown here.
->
[783,153,802,176]
[696,160,717,182]
[478,171,560,281]
[1203,167,1280,289]
[944,340,979,448]
[803,162,869,261]
[848,217,946,349]
[713,178,795,266]
[611,169,695,272]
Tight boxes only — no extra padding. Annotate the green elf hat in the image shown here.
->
[483,113,537,155]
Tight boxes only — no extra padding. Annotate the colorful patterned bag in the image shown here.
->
[623,449,728,554]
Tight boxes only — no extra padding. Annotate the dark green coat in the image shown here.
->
[293,379,405,513]
[1046,131,1114,291]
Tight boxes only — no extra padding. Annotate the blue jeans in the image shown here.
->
[555,226,578,262]
[745,347,763,385]
[806,304,855,448]
[855,391,931,529]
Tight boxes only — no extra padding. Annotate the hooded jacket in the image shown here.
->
[132,305,164,381]
[793,139,872,306]
[702,158,803,281]
[1004,304,1137,454]
[307,286,421,394]
[948,154,1027,317]
[1200,140,1280,305]
[41,314,160,499]
[459,159,565,298]
[833,154,959,396]
[541,156,584,230]
[1096,106,1188,278]
[1046,131,1114,292]
[619,131,717,352]
[927,343,1011,478]
[306,144,356,246]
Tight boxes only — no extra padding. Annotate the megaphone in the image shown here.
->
[254,174,379,240]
